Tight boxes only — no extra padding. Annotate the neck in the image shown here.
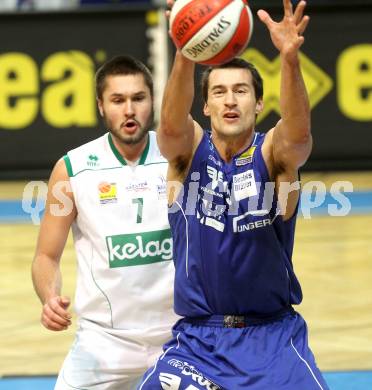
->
[111,133,148,163]
[211,129,254,163]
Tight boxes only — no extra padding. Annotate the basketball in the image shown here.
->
[170,0,253,66]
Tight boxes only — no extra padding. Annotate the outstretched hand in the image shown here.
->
[257,0,310,59]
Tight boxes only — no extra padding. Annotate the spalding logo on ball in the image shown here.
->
[170,0,253,66]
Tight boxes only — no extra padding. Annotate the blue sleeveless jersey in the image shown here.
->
[169,131,303,317]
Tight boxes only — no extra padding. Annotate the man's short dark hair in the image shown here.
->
[95,55,153,100]
[201,58,263,102]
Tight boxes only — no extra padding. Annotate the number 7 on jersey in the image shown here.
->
[132,197,143,223]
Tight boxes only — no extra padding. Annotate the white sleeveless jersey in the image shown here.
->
[64,131,178,331]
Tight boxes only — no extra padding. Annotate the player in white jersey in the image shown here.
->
[32,55,178,390]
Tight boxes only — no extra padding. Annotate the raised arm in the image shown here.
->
[31,159,76,331]
[158,51,203,180]
[259,0,312,172]
[158,1,204,181]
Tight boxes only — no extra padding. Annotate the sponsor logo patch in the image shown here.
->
[125,181,149,192]
[206,165,225,191]
[236,146,256,166]
[232,209,280,233]
[156,174,167,199]
[98,182,117,204]
[167,359,221,390]
[232,169,257,201]
[208,154,222,167]
[106,229,172,268]
[87,154,100,167]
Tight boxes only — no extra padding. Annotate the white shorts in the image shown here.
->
[54,320,173,390]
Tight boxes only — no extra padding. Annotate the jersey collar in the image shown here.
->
[108,133,150,166]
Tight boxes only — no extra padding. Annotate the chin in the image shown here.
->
[220,127,245,137]
[123,129,148,145]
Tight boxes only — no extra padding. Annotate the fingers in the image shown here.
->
[41,296,72,331]
[297,15,310,35]
[293,0,306,24]
[283,0,293,17]
[60,296,71,309]
[285,0,310,36]
[257,9,274,28]
[165,0,175,27]
[295,35,305,50]
[166,0,175,10]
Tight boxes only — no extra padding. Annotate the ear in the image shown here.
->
[97,99,104,117]
[255,99,264,115]
[203,102,210,117]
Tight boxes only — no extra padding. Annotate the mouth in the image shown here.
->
[223,112,240,122]
[121,119,139,134]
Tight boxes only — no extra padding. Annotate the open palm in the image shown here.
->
[258,0,310,57]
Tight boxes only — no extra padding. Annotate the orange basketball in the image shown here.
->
[170,0,253,66]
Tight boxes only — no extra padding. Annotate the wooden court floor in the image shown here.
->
[0,172,371,376]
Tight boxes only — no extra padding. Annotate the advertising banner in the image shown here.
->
[1,4,371,177]
[191,4,372,170]
[0,8,153,178]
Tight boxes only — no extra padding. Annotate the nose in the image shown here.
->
[124,99,135,117]
[224,89,237,107]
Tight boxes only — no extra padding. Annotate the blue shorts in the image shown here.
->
[137,310,329,390]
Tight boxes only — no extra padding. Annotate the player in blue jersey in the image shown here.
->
[138,0,329,389]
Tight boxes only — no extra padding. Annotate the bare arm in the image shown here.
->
[157,50,203,182]
[259,0,312,171]
[258,0,311,218]
[31,158,77,331]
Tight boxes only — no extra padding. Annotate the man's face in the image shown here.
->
[203,68,262,138]
[98,74,153,145]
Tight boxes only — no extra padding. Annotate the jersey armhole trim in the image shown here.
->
[63,155,73,177]
[255,136,300,224]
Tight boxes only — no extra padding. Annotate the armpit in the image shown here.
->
[173,155,190,176]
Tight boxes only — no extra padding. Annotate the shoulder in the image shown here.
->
[47,158,74,204]
[67,133,107,158]
[51,158,70,182]
[64,133,114,177]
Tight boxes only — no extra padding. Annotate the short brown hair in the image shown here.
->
[95,55,153,100]
[201,58,263,102]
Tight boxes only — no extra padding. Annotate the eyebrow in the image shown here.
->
[211,83,250,90]
[109,91,147,98]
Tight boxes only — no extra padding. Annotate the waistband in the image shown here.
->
[183,306,295,328]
